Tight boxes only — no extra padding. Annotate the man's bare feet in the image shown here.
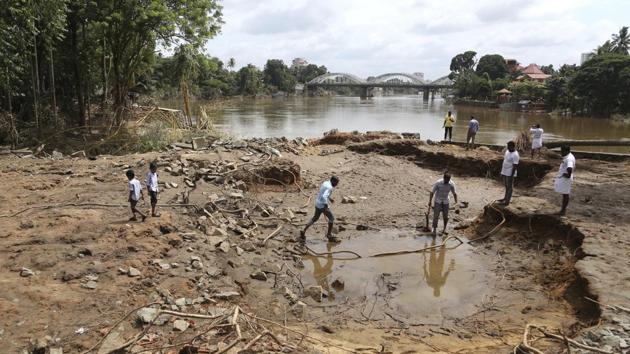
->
[327,235,341,243]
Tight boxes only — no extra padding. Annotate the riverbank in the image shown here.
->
[1,133,629,353]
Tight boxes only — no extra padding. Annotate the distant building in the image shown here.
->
[291,58,308,69]
[413,72,424,81]
[505,59,523,73]
[516,63,551,82]
[580,52,594,65]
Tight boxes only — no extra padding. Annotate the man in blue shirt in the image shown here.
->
[300,176,340,243]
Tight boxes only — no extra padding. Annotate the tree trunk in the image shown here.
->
[50,48,57,126]
[6,68,18,147]
[82,20,91,127]
[69,15,85,126]
[32,32,40,132]
[101,34,108,115]
[181,81,192,128]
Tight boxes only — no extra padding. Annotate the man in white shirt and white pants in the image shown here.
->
[554,146,576,215]
[300,176,340,243]
[499,141,519,206]
[530,124,544,158]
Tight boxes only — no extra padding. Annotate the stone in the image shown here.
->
[292,301,307,317]
[159,263,171,270]
[154,314,171,326]
[128,267,141,277]
[210,227,228,237]
[82,280,97,289]
[20,267,34,277]
[239,156,251,162]
[600,335,621,348]
[207,266,222,277]
[169,182,178,188]
[52,150,63,159]
[235,246,244,256]
[229,192,244,199]
[192,260,203,269]
[175,298,187,307]
[137,307,158,323]
[20,220,34,229]
[184,179,195,188]
[331,278,345,290]
[173,319,189,332]
[250,270,267,281]
[356,224,369,231]
[241,241,256,252]
[191,137,207,150]
[283,287,298,304]
[219,241,231,253]
[213,291,241,300]
[620,339,628,349]
[304,285,323,302]
[341,196,356,204]
[49,348,63,354]
[190,255,201,262]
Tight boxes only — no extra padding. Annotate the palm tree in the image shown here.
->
[227,57,236,70]
[594,40,614,55]
[612,26,629,55]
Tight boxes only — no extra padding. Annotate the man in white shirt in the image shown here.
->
[466,116,480,150]
[300,176,340,243]
[499,141,519,206]
[530,124,544,158]
[126,169,146,222]
[554,146,576,215]
[428,173,458,236]
[145,162,160,217]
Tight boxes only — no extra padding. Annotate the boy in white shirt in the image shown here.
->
[554,146,576,215]
[145,162,160,217]
[498,141,519,206]
[126,169,146,222]
[300,176,340,243]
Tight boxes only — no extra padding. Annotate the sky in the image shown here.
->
[205,0,630,80]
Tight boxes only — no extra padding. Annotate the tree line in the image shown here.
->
[449,26,630,117]
[0,0,327,147]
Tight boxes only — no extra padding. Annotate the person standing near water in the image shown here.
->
[530,124,544,158]
[428,172,458,236]
[300,176,341,243]
[554,146,576,215]
[466,116,479,149]
[443,111,455,142]
[498,141,519,206]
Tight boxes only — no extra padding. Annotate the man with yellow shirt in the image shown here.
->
[443,111,455,142]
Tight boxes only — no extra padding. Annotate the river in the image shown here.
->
[185,96,630,153]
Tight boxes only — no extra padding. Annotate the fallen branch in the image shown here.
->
[262,224,284,246]
[468,202,506,243]
[371,235,464,258]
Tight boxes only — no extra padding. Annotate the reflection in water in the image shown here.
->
[308,243,335,301]
[423,239,456,297]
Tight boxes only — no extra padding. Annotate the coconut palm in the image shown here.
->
[227,57,236,70]
[612,26,629,55]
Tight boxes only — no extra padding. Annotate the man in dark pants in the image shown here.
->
[300,176,340,243]
[443,111,455,142]
[498,141,519,206]
[428,173,458,236]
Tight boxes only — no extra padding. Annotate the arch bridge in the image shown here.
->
[306,72,452,98]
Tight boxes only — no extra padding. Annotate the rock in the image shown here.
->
[52,150,63,159]
[331,278,345,290]
[210,227,228,237]
[241,241,256,252]
[304,285,323,302]
[184,179,195,188]
[235,246,244,256]
[173,319,189,332]
[341,196,356,204]
[191,137,207,150]
[292,301,307,317]
[49,348,63,354]
[81,280,97,289]
[219,241,231,253]
[283,287,298,304]
[600,335,621,348]
[128,267,141,277]
[229,192,244,199]
[320,325,335,334]
[356,224,369,231]
[192,260,203,269]
[169,182,179,188]
[19,220,34,229]
[250,270,267,281]
[159,263,171,270]
[175,298,187,307]
[206,266,222,277]
[454,218,476,230]
[620,339,628,349]
[137,307,158,323]
[213,291,241,300]
[239,156,251,162]
[20,267,34,277]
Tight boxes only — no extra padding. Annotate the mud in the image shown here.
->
[1,134,629,353]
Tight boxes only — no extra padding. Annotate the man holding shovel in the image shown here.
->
[428,173,458,236]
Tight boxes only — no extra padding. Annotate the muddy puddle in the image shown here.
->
[300,230,496,322]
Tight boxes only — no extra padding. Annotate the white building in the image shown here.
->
[291,58,309,69]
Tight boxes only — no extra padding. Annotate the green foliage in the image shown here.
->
[509,80,547,101]
[449,51,476,77]
[293,64,327,83]
[237,64,264,95]
[612,26,630,55]
[570,53,630,116]
[263,59,295,92]
[476,54,508,80]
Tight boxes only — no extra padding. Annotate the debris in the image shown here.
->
[283,287,299,305]
[250,270,268,281]
[75,327,87,335]
[213,291,241,300]
[341,196,357,204]
[191,137,208,150]
[128,267,141,277]
[173,319,189,332]
[304,285,323,302]
[137,307,158,323]
[20,267,34,277]
[219,241,231,253]
[356,224,369,231]
[81,280,98,289]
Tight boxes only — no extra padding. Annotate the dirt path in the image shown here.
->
[1,137,628,353]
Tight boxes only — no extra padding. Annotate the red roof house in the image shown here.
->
[517,64,551,82]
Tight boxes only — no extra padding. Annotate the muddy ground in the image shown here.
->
[1,135,629,353]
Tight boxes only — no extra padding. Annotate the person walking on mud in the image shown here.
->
[498,141,519,206]
[466,116,479,149]
[428,172,458,236]
[554,146,576,215]
[145,162,160,217]
[530,124,544,158]
[126,169,146,222]
[443,111,456,142]
[300,176,340,243]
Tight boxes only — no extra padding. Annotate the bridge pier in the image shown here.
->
[431,90,436,100]
[422,88,430,101]
[360,87,373,99]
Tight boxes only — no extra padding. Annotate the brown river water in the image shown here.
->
[167,96,630,153]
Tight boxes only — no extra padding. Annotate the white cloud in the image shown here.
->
[205,0,629,80]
